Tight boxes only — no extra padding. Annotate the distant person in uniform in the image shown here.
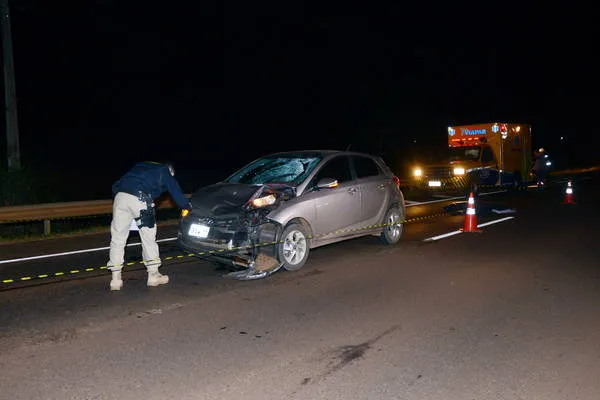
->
[107,161,191,291]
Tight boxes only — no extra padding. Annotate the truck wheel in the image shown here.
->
[278,223,310,271]
[380,206,403,245]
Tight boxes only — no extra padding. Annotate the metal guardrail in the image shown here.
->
[0,200,113,223]
[0,197,182,235]
[400,166,600,190]
[550,165,600,175]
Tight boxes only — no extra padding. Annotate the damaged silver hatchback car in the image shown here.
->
[177,150,405,279]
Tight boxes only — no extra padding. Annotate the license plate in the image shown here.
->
[188,223,210,238]
[428,180,442,187]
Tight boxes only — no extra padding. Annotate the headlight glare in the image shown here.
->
[453,167,465,175]
[413,168,423,177]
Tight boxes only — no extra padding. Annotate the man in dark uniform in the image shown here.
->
[108,161,191,291]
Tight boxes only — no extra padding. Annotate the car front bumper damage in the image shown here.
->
[178,215,283,280]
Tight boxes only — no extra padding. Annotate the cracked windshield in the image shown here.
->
[225,155,323,185]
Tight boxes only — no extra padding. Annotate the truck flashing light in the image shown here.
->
[449,136,487,147]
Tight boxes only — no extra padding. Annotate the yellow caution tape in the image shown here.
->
[1,212,449,287]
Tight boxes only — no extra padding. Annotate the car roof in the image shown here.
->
[264,150,380,158]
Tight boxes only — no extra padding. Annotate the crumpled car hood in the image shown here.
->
[190,183,295,218]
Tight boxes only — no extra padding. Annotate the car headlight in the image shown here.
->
[251,194,276,208]
[453,167,465,175]
[413,168,423,177]
[181,209,190,217]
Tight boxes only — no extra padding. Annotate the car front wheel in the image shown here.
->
[380,206,403,245]
[278,223,310,271]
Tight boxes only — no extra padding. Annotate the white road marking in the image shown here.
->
[423,216,515,241]
[476,216,515,227]
[0,238,177,265]
[406,190,506,207]
[423,230,463,241]
[491,208,516,214]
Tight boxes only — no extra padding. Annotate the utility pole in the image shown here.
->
[1,0,21,171]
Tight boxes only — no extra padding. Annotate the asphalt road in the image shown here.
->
[0,175,598,400]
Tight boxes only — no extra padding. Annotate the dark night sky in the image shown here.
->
[2,1,598,200]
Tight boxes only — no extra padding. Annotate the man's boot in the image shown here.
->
[147,265,169,287]
[110,270,123,291]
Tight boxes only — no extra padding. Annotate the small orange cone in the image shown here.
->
[562,181,576,204]
[461,192,482,232]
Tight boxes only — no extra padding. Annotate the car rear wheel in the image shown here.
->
[380,207,403,245]
[279,223,310,271]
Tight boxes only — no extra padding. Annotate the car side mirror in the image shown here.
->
[316,177,339,189]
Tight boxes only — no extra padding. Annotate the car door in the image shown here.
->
[478,146,500,185]
[308,155,362,239]
[351,155,389,227]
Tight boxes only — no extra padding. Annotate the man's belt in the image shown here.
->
[121,189,152,203]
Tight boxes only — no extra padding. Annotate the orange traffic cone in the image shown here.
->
[562,181,576,204]
[461,192,482,232]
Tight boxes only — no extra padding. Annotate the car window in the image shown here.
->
[481,147,495,163]
[449,146,480,162]
[312,156,352,185]
[352,156,381,178]
[225,156,322,185]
